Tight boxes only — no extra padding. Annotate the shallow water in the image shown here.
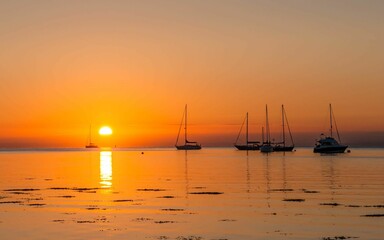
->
[0,148,383,239]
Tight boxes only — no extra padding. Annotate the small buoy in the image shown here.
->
[141,152,144,154]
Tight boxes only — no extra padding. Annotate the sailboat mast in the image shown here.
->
[329,104,333,137]
[185,104,188,145]
[266,105,270,143]
[246,112,249,144]
[282,105,285,147]
[262,127,264,143]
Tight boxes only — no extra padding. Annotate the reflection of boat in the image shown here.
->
[175,105,201,150]
[234,112,260,150]
[260,105,274,153]
[85,125,98,148]
[273,105,294,152]
[314,104,348,153]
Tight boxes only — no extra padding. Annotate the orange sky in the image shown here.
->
[1,1,384,147]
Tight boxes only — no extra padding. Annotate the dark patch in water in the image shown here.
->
[137,188,166,192]
[0,201,23,204]
[133,217,153,222]
[27,203,46,207]
[345,205,361,208]
[320,203,342,206]
[154,221,176,224]
[25,178,35,180]
[157,236,170,240]
[283,198,305,202]
[57,195,75,198]
[269,188,294,192]
[322,236,359,240]
[158,196,175,199]
[302,189,319,193]
[219,219,236,222]
[52,219,65,223]
[44,179,53,181]
[176,236,203,240]
[361,214,384,217]
[76,220,96,223]
[113,199,133,202]
[49,187,70,190]
[9,192,28,195]
[72,187,99,191]
[192,187,206,189]
[188,192,223,195]
[4,188,40,192]
[365,205,384,208]
[86,207,100,210]
[161,208,185,211]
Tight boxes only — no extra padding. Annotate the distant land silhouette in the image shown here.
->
[0,131,383,148]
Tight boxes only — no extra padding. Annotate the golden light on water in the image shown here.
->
[99,151,112,189]
[99,126,113,135]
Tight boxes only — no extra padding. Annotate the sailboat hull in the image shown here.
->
[313,145,348,153]
[234,144,260,150]
[273,146,294,152]
[176,144,202,150]
[260,145,274,153]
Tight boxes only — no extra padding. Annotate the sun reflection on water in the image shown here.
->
[99,151,112,189]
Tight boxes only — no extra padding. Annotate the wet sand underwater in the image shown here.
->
[0,148,383,239]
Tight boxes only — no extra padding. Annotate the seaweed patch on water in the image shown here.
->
[219,219,236,222]
[302,189,320,194]
[4,188,40,192]
[52,219,65,223]
[132,217,153,222]
[49,187,71,190]
[157,196,175,199]
[156,236,170,240]
[27,203,46,207]
[0,201,23,204]
[76,220,96,224]
[320,203,342,206]
[269,188,294,192]
[56,195,75,198]
[154,220,176,224]
[161,208,185,212]
[364,205,384,208]
[283,198,305,202]
[44,179,53,181]
[322,236,359,240]
[176,236,203,240]
[191,186,206,189]
[112,199,133,202]
[188,192,223,195]
[86,207,100,210]
[137,188,166,192]
[361,214,384,217]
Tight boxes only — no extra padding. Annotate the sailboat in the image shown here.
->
[234,112,260,150]
[260,105,274,153]
[175,105,202,150]
[314,104,348,153]
[273,105,294,152]
[85,125,98,148]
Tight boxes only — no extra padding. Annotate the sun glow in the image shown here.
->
[99,126,113,135]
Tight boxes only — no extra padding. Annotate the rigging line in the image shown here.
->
[235,114,247,144]
[331,106,342,143]
[175,108,185,146]
[283,107,294,146]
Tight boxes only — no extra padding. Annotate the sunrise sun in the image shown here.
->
[99,126,113,135]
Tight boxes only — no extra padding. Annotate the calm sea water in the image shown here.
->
[0,148,383,240]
